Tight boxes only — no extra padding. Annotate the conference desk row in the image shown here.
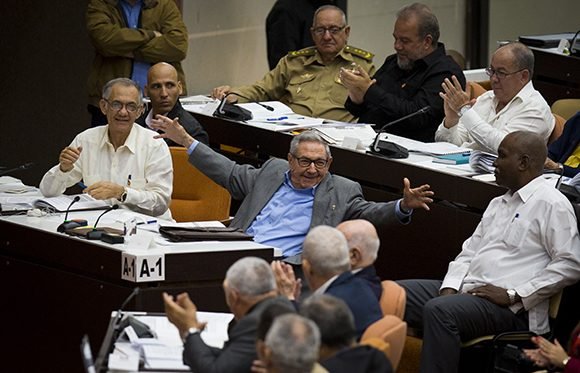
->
[0,212,274,372]
[193,112,507,281]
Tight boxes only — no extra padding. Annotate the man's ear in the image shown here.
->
[350,247,362,267]
[99,99,108,115]
[178,81,183,96]
[519,154,530,171]
[424,34,433,50]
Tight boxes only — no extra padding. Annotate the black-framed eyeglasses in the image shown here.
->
[485,67,526,80]
[312,26,346,36]
[105,99,140,113]
[293,156,329,169]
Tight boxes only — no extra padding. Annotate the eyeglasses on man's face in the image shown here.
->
[312,25,346,36]
[105,99,140,113]
[292,155,330,169]
[485,67,526,80]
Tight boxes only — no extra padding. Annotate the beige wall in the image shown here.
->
[489,0,580,58]
[181,0,579,95]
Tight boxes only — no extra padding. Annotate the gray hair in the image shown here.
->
[313,5,347,27]
[497,42,535,77]
[300,294,356,348]
[225,257,276,296]
[289,131,331,158]
[266,314,320,373]
[397,2,440,46]
[303,225,350,277]
[102,78,143,105]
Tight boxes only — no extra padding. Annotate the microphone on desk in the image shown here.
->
[57,196,88,233]
[214,92,253,122]
[369,106,431,159]
[85,204,119,240]
[230,92,275,111]
[113,287,156,338]
[0,162,34,177]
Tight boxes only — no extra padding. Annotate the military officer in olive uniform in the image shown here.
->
[212,5,375,122]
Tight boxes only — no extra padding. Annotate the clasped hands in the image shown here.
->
[439,76,475,129]
[339,64,375,104]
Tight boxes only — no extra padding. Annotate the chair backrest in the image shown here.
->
[169,146,231,222]
[468,81,488,100]
[551,99,580,121]
[361,315,407,370]
[549,113,566,145]
[380,280,406,319]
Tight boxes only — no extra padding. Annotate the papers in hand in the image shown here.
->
[34,194,110,212]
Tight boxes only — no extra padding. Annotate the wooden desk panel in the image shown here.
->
[531,48,580,105]
[0,218,273,373]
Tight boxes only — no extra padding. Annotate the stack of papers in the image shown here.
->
[379,134,472,156]
[469,150,497,173]
[314,124,376,147]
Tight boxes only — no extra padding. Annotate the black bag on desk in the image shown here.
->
[159,226,254,242]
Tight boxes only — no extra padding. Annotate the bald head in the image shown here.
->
[336,219,380,269]
[494,131,547,191]
[146,62,183,115]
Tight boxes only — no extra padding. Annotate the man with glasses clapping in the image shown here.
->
[435,41,555,154]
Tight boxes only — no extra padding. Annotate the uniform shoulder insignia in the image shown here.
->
[345,45,374,61]
[288,47,316,58]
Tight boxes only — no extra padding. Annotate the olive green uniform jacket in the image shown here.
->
[86,0,188,107]
[234,45,375,122]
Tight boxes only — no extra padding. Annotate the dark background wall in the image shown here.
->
[0,1,92,186]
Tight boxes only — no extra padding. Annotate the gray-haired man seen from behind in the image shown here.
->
[260,314,321,373]
[163,257,293,373]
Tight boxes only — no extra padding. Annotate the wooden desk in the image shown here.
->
[192,113,507,281]
[0,215,274,373]
[531,48,580,105]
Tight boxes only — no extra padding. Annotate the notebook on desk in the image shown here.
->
[34,194,109,212]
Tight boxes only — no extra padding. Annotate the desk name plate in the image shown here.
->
[121,253,165,282]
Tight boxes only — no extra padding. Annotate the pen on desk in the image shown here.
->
[266,116,289,121]
[127,174,132,187]
[511,213,519,222]
[137,220,157,225]
[77,181,87,189]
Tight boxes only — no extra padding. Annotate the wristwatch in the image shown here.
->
[120,188,127,203]
[457,104,472,117]
[563,356,571,367]
[506,289,517,305]
[182,327,201,343]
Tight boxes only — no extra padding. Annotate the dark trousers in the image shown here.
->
[398,279,528,373]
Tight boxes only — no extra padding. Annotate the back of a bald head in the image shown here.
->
[303,225,350,277]
[336,219,380,262]
[504,131,547,173]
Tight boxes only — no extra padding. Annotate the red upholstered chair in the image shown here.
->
[380,280,406,319]
[361,315,408,370]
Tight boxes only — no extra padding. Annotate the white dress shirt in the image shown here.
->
[40,124,173,219]
[435,81,554,154]
[441,176,580,334]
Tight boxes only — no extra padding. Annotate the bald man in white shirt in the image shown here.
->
[399,131,580,373]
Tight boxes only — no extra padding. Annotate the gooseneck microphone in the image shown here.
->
[0,162,34,177]
[57,196,88,233]
[214,92,253,121]
[86,204,119,240]
[370,106,431,158]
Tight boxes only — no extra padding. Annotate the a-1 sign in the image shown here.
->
[121,252,165,282]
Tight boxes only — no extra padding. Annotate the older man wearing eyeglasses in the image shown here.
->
[435,41,555,154]
[40,78,173,219]
[211,5,375,122]
[149,117,434,265]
